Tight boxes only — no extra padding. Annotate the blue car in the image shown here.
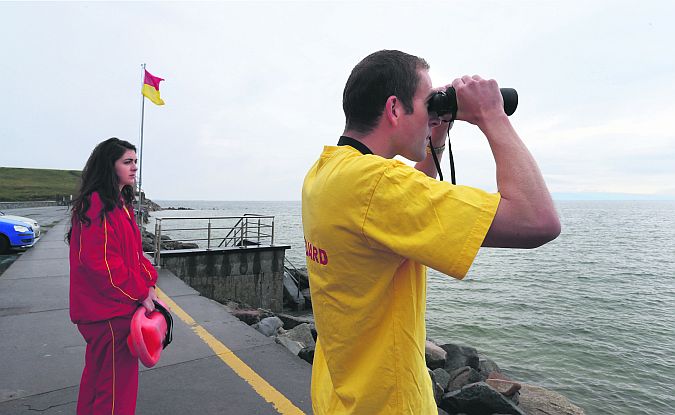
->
[0,216,36,253]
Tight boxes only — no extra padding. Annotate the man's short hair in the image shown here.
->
[343,50,429,134]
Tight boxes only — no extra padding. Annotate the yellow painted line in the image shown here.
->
[155,286,305,415]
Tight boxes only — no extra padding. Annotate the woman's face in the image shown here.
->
[114,149,138,190]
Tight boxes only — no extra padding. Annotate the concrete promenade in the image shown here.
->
[0,210,312,414]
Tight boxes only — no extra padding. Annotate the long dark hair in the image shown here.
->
[66,138,137,243]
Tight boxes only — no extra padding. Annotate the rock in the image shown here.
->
[252,316,283,336]
[432,368,451,391]
[433,379,444,405]
[142,240,154,252]
[298,347,315,364]
[447,366,481,391]
[425,340,447,369]
[486,378,521,404]
[440,343,480,372]
[486,379,521,397]
[276,313,314,330]
[428,368,444,404]
[439,382,527,415]
[277,323,316,349]
[479,354,502,379]
[162,240,199,250]
[518,383,585,415]
[142,197,162,212]
[231,309,264,325]
[275,336,304,355]
[488,371,514,382]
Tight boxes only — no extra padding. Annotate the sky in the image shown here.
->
[1,1,674,201]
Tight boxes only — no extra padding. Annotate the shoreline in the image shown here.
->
[223,299,585,415]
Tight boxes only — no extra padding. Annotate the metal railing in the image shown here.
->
[153,214,275,265]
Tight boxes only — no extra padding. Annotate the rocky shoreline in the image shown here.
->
[144,200,584,414]
[225,293,585,415]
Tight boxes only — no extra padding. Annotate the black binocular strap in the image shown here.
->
[428,131,456,184]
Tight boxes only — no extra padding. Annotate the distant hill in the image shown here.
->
[0,167,81,202]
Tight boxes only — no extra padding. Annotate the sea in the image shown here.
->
[152,200,675,415]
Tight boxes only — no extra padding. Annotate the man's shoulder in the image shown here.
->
[317,146,407,174]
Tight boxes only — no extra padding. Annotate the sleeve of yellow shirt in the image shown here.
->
[362,162,500,279]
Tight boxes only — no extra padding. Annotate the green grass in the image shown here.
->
[0,167,81,202]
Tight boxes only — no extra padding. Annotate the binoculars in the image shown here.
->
[427,87,518,119]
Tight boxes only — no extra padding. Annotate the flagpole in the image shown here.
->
[137,63,146,227]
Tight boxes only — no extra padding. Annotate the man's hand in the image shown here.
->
[452,75,505,127]
[141,286,159,314]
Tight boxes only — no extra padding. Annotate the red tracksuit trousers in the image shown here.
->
[77,317,138,415]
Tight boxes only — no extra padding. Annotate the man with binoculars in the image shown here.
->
[302,49,560,414]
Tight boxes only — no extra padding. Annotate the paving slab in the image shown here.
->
[0,275,69,314]
[3,258,70,279]
[18,247,69,261]
[0,309,84,402]
[0,386,77,414]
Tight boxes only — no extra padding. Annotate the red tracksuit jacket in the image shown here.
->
[69,192,158,324]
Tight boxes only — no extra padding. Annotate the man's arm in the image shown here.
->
[454,75,560,248]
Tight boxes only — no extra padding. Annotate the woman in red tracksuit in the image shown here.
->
[68,137,158,415]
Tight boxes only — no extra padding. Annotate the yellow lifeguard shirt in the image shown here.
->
[302,145,500,415]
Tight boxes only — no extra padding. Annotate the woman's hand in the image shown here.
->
[141,287,159,314]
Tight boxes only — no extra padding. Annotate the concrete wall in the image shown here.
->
[160,246,289,312]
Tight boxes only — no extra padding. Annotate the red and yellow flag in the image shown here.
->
[141,69,165,105]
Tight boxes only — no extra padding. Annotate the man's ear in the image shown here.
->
[384,95,400,126]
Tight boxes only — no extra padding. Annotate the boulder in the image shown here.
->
[432,368,451,391]
[277,323,316,349]
[276,336,304,355]
[252,316,283,337]
[447,366,481,391]
[478,354,502,379]
[142,240,154,252]
[486,379,521,397]
[486,379,521,405]
[231,309,265,325]
[162,240,199,250]
[488,371,514,382]
[425,340,448,369]
[440,343,480,372]
[298,347,315,364]
[439,382,527,415]
[433,379,445,405]
[276,313,314,330]
[518,384,585,415]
